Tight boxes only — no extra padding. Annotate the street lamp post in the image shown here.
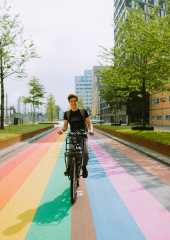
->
[97,113,101,125]
[0,41,4,129]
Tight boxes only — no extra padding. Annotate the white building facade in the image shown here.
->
[75,70,92,108]
[59,110,64,120]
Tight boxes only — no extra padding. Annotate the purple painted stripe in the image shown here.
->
[88,137,170,240]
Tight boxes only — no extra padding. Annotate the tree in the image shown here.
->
[56,105,61,119]
[0,1,39,129]
[77,96,85,108]
[99,83,126,124]
[99,0,170,128]
[9,105,16,114]
[22,77,46,123]
[46,93,57,121]
[86,106,92,116]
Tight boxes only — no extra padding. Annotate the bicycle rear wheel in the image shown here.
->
[77,165,82,188]
[70,158,77,203]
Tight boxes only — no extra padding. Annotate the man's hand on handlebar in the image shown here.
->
[58,130,63,135]
[89,131,94,136]
[58,130,94,136]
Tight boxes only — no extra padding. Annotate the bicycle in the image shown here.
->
[63,129,88,203]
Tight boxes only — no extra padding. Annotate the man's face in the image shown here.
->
[69,97,78,108]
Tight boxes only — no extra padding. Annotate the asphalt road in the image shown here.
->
[0,127,170,240]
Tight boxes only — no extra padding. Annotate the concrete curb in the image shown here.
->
[0,126,58,161]
[94,128,170,167]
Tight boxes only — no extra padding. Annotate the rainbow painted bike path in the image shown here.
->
[0,128,170,240]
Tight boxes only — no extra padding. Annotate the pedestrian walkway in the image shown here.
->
[0,128,170,240]
[103,123,170,131]
[94,128,170,166]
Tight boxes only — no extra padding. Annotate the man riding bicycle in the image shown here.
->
[58,93,94,178]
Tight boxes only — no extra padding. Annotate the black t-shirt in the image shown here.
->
[64,108,89,132]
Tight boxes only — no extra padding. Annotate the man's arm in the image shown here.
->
[85,117,94,136]
[58,120,68,135]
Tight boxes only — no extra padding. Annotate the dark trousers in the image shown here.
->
[67,137,89,166]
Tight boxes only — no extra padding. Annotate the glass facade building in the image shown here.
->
[113,0,167,125]
[114,0,166,45]
[75,70,92,108]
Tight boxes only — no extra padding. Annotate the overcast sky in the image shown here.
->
[5,0,113,112]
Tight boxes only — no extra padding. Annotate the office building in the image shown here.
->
[114,0,165,46]
[150,85,170,126]
[92,66,102,119]
[92,66,128,123]
[114,0,167,125]
[75,70,92,108]
[59,110,64,120]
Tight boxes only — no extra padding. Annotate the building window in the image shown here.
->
[165,114,170,121]
[156,114,162,121]
[151,115,154,121]
[76,84,79,86]
[151,97,160,105]
[161,10,164,17]
[80,84,83,86]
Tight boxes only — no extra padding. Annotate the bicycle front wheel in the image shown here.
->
[70,158,77,203]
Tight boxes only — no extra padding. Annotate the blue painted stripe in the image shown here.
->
[86,147,146,240]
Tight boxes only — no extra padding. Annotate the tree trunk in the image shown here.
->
[51,109,52,122]
[33,104,35,123]
[126,103,130,125]
[142,79,146,128]
[1,47,4,129]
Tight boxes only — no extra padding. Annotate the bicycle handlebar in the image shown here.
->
[60,131,89,135]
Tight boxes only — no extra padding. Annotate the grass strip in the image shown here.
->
[0,124,54,141]
[94,125,170,145]
[39,121,59,123]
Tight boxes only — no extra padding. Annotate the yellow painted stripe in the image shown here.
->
[0,134,66,240]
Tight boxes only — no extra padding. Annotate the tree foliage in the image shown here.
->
[77,95,85,108]
[0,1,40,128]
[9,105,16,114]
[22,77,46,123]
[99,83,126,123]
[99,0,170,127]
[56,105,61,119]
[86,106,92,116]
[46,93,57,121]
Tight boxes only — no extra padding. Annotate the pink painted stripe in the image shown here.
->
[0,128,61,181]
[88,137,170,240]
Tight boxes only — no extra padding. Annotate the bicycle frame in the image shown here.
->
[64,131,87,171]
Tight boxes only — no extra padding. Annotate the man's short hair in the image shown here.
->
[68,93,78,101]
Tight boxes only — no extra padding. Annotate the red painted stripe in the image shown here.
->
[0,128,61,181]
[0,131,61,211]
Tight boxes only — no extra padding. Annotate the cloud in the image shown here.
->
[4,0,113,111]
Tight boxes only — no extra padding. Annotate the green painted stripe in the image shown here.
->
[25,139,71,240]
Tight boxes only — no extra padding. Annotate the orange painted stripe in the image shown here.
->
[0,129,60,181]
[0,131,61,212]
[94,131,170,186]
